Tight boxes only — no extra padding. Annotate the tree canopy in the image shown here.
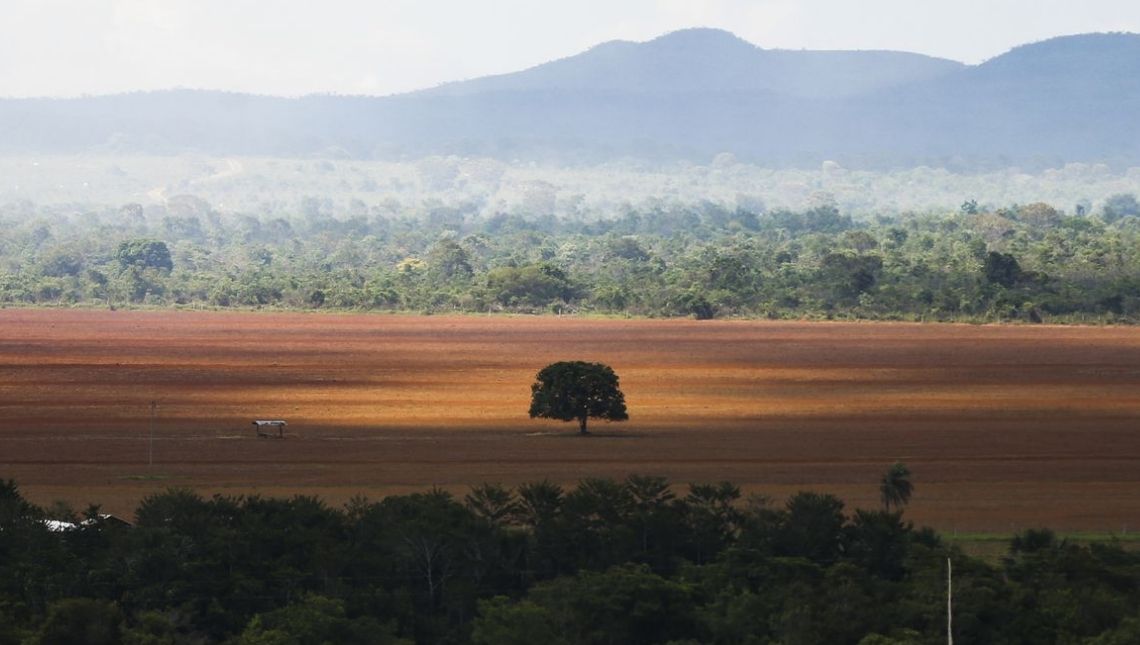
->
[1,475,1139,643]
[528,361,628,434]
[114,239,173,272]
[880,462,914,512]
[4,194,1140,322]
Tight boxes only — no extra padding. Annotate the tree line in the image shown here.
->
[2,475,1138,644]
[2,194,1139,322]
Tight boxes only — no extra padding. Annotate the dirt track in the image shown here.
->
[2,308,1139,531]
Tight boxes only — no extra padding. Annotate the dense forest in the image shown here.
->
[3,192,1140,322]
[2,476,1138,644]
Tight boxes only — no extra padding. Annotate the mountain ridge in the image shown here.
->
[2,29,1139,168]
[415,27,965,99]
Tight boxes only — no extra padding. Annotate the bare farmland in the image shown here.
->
[1,309,1138,531]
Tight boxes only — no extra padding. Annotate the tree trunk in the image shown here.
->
[578,416,589,435]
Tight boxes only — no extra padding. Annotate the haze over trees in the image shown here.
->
[4,153,1139,218]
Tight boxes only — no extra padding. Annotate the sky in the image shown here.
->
[3,0,1140,98]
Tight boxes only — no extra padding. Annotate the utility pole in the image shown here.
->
[149,400,156,468]
[947,557,953,645]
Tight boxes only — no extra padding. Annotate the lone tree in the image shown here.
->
[529,361,628,435]
[880,462,914,512]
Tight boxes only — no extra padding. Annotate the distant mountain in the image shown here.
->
[420,28,964,99]
[1,30,1139,167]
[845,33,1140,163]
[971,32,1140,90]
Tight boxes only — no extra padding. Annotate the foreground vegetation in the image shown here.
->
[2,477,1139,644]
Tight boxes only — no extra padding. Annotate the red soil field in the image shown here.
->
[2,308,1139,532]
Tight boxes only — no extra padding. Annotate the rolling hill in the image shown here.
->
[1,29,1138,167]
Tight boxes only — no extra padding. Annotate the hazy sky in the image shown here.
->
[4,0,1140,98]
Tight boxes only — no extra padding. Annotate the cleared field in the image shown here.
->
[2,308,1139,532]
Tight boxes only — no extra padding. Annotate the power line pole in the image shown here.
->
[947,557,953,645]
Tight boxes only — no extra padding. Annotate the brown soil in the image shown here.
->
[2,308,1139,532]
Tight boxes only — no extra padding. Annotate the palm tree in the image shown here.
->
[880,462,914,512]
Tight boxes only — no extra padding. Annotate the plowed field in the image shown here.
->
[2,308,1139,532]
